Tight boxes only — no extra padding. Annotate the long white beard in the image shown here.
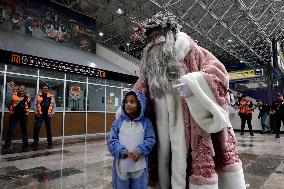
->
[141,32,180,98]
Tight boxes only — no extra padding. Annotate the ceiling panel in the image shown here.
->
[51,0,284,71]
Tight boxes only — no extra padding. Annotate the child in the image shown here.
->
[108,91,156,189]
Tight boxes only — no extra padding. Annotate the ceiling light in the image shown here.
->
[99,32,104,36]
[90,63,96,68]
[116,8,123,14]
[126,43,130,46]
[228,39,233,42]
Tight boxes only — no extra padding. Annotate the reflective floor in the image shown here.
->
[1,133,284,189]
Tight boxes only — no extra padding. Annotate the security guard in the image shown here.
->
[33,85,55,147]
[4,85,31,149]
[239,95,254,136]
[271,93,284,138]
[257,100,270,133]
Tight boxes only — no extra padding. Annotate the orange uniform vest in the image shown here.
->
[239,99,247,114]
[9,93,31,115]
[245,101,253,114]
[36,92,54,116]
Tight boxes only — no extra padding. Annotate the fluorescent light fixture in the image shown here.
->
[116,8,123,14]
[228,39,233,42]
[90,63,96,68]
[99,32,104,36]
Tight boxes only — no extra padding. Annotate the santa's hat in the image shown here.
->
[131,12,181,42]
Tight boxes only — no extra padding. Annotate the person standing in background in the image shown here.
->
[4,85,31,150]
[32,85,55,148]
[239,95,255,136]
[235,92,242,106]
[257,99,271,134]
[271,93,284,138]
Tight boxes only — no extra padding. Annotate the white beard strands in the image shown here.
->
[141,32,180,98]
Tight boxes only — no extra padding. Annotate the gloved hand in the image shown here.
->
[173,82,192,97]
[258,116,260,119]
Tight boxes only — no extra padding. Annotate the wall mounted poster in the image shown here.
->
[69,85,81,100]
[0,0,96,53]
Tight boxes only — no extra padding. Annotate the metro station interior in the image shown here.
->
[0,0,284,188]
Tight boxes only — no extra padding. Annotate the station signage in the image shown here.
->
[229,69,263,80]
[0,49,138,83]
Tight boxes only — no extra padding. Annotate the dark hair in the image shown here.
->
[125,91,136,98]
[42,85,49,89]
[124,91,141,117]
[18,84,25,89]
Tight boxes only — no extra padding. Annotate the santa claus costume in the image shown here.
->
[133,12,246,189]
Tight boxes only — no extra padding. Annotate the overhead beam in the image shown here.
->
[149,0,245,61]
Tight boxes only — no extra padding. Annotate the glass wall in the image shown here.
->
[87,84,105,135]
[0,64,133,141]
[65,80,87,136]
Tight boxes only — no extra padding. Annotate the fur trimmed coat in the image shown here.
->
[133,32,246,189]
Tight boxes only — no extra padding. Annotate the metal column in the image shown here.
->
[268,38,278,105]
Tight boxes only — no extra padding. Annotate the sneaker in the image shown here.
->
[3,143,12,150]
[275,135,280,138]
[23,142,29,147]
[22,144,29,152]
[31,142,38,148]
[240,132,244,135]
[3,144,12,149]
[47,141,53,147]
[250,133,254,136]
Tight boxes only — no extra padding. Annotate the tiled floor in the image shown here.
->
[1,133,284,189]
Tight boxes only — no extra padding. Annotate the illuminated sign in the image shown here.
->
[0,49,137,83]
[20,55,106,78]
[229,69,263,80]
[11,54,21,64]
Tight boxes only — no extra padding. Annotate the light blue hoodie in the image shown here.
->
[108,91,155,189]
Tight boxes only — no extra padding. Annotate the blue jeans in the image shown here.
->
[33,116,52,142]
[5,114,28,145]
[261,113,269,131]
[114,169,148,189]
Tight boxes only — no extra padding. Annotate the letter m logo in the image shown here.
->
[11,54,21,64]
